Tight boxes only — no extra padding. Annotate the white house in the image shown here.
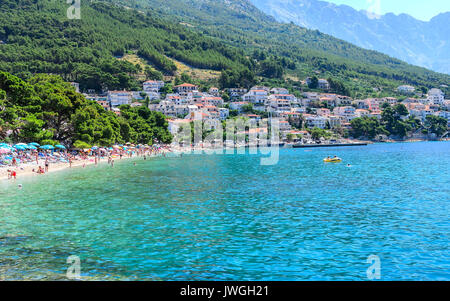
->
[175,83,198,94]
[108,91,133,108]
[269,94,296,102]
[278,121,292,131]
[229,101,249,113]
[318,79,330,90]
[397,85,415,94]
[268,99,291,115]
[333,106,357,122]
[143,80,165,92]
[243,89,268,105]
[305,115,328,129]
[382,97,398,105]
[302,92,320,100]
[202,96,224,107]
[306,77,329,89]
[226,88,248,100]
[270,87,289,95]
[149,101,176,117]
[427,88,445,105]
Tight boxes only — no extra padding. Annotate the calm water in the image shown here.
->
[0,142,449,280]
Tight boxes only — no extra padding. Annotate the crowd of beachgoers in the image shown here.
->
[0,142,177,181]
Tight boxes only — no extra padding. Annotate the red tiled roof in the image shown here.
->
[175,83,197,88]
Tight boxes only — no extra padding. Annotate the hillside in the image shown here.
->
[0,0,449,98]
[251,0,450,75]
[107,0,450,97]
[0,0,252,92]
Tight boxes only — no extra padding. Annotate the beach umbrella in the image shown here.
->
[29,142,40,147]
[14,145,27,150]
[15,143,28,146]
[55,145,66,149]
[40,145,55,150]
[0,147,12,154]
[91,146,98,150]
[27,145,38,150]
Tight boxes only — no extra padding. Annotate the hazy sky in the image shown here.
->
[325,0,450,21]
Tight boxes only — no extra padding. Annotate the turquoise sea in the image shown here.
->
[0,141,449,280]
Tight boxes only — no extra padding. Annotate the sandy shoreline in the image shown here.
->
[2,140,447,183]
[0,145,196,182]
[0,157,112,182]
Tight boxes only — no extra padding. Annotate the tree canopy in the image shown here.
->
[0,71,172,147]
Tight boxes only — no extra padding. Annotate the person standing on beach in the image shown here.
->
[45,158,49,173]
[111,160,114,167]
[7,170,15,179]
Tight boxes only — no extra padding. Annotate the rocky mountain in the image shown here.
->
[251,0,450,74]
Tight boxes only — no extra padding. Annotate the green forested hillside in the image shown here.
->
[0,0,252,91]
[108,0,450,96]
[0,71,172,146]
[0,0,448,97]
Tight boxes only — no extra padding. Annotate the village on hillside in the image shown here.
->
[70,79,450,144]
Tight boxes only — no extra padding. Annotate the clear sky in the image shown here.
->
[325,0,450,21]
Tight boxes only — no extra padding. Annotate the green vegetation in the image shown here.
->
[0,0,448,97]
[349,117,384,140]
[109,0,450,97]
[0,71,171,147]
[350,103,447,139]
[0,0,253,92]
[119,105,172,144]
[423,115,448,137]
[309,127,332,141]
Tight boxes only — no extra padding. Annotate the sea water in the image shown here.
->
[0,142,449,280]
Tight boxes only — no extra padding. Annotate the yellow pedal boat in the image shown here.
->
[324,157,342,163]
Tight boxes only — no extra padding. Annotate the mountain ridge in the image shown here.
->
[250,0,450,74]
